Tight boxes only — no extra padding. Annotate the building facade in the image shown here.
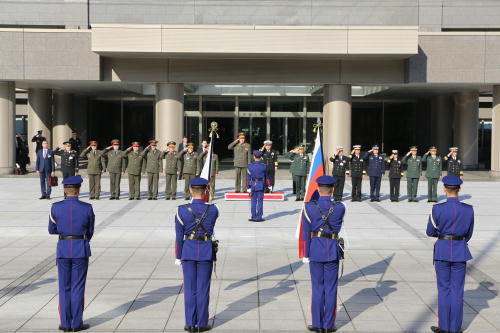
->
[0,1,499,174]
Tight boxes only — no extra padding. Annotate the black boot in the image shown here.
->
[72,323,90,332]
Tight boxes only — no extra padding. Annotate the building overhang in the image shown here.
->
[91,24,418,59]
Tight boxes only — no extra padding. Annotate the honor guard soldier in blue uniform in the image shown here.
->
[301,176,346,333]
[364,145,385,201]
[246,150,269,222]
[426,175,474,333]
[48,175,95,332]
[175,178,219,333]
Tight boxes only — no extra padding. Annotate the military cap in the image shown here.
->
[187,142,194,148]
[37,130,43,134]
[316,175,336,187]
[237,132,246,139]
[450,147,459,152]
[63,141,71,145]
[297,145,305,150]
[392,150,398,154]
[62,175,83,188]
[190,177,209,188]
[372,145,380,150]
[353,145,361,150]
[264,140,272,145]
[149,140,158,146]
[111,139,120,145]
[336,146,344,151]
[71,131,77,134]
[429,146,437,151]
[410,146,418,151]
[131,141,140,147]
[89,140,98,145]
[253,150,263,157]
[442,175,463,188]
[167,141,176,147]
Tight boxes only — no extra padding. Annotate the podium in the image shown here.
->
[224,192,285,201]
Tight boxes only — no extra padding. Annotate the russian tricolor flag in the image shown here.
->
[296,127,325,258]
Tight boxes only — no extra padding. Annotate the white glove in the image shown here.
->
[302,257,310,264]
[174,259,182,266]
[246,188,251,193]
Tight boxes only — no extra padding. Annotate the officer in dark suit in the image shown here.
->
[426,175,474,333]
[175,177,219,333]
[197,140,208,154]
[54,141,79,180]
[385,150,403,202]
[364,145,385,202]
[247,150,269,222]
[348,145,365,201]
[301,175,346,333]
[31,130,46,153]
[260,140,278,192]
[68,132,82,154]
[36,140,56,199]
[329,146,349,202]
[178,136,189,152]
[443,147,463,177]
[48,175,95,332]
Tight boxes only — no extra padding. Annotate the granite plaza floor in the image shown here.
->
[0,176,499,333]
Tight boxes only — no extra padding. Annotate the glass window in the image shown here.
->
[123,100,154,147]
[184,96,199,111]
[287,118,303,152]
[238,117,251,136]
[271,97,303,112]
[270,118,285,154]
[184,117,200,147]
[306,96,322,113]
[202,96,235,112]
[251,117,266,150]
[239,97,266,111]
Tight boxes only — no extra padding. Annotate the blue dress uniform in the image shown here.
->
[426,175,474,333]
[301,176,346,332]
[175,178,219,332]
[246,151,269,222]
[48,176,95,332]
[364,146,385,201]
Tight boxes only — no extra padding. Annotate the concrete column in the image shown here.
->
[431,95,454,154]
[53,93,73,149]
[0,82,15,175]
[155,83,184,146]
[323,84,351,173]
[491,86,500,175]
[453,91,479,169]
[28,89,52,165]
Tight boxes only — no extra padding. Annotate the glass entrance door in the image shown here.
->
[203,117,234,158]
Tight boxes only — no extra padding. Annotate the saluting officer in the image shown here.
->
[385,150,403,202]
[348,145,365,202]
[68,132,82,154]
[123,142,145,200]
[228,133,252,192]
[80,141,106,200]
[247,150,269,222]
[48,175,95,332]
[103,139,125,200]
[174,178,219,333]
[54,141,79,180]
[301,175,346,333]
[32,130,46,153]
[141,140,163,200]
[197,144,219,202]
[162,141,181,200]
[329,146,349,202]
[443,147,463,177]
[364,145,385,202]
[286,145,310,201]
[402,146,422,202]
[260,140,278,192]
[426,175,474,333]
[422,146,442,202]
[179,143,199,200]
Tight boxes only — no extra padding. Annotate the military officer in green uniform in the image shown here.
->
[402,146,422,202]
[422,146,442,202]
[228,132,252,192]
[179,143,199,200]
[197,144,219,202]
[443,147,464,177]
[162,141,180,200]
[79,141,106,200]
[141,140,163,200]
[103,139,126,200]
[123,142,145,200]
[286,145,310,201]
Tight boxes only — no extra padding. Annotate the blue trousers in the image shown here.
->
[369,176,381,200]
[310,261,339,330]
[57,258,88,329]
[182,260,213,328]
[250,191,264,220]
[435,260,466,333]
[39,170,52,196]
